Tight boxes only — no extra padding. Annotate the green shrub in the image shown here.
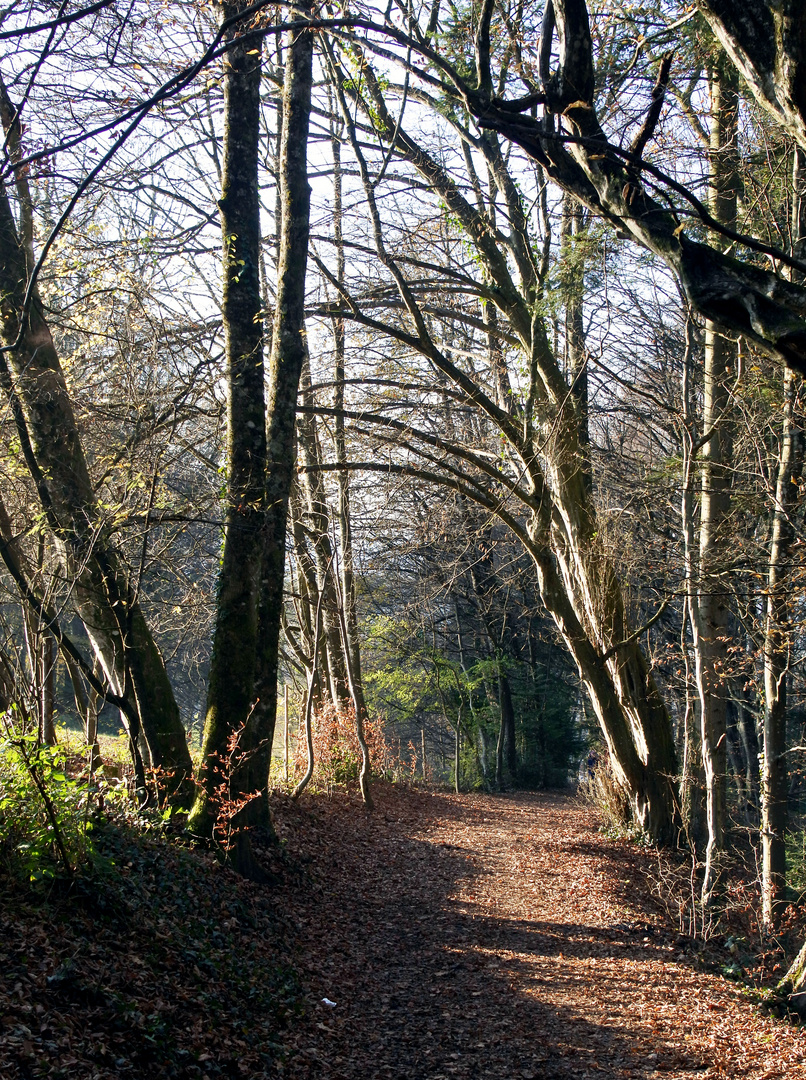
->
[0,714,122,883]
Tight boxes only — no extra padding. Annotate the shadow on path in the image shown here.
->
[275,789,733,1080]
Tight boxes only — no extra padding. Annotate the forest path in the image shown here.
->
[273,787,805,1079]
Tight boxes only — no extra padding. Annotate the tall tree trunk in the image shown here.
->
[188,1,269,844]
[250,0,314,807]
[561,193,591,495]
[692,58,740,904]
[297,354,351,708]
[0,89,192,804]
[762,146,806,924]
[331,123,369,724]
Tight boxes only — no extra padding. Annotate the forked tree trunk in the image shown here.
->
[331,44,680,842]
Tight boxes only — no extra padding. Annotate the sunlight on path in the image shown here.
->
[276,789,806,1079]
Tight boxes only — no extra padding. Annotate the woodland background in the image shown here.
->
[2,0,806,1028]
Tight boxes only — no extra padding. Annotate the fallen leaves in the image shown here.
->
[1,786,804,1079]
[0,820,297,1079]
[271,786,806,1079]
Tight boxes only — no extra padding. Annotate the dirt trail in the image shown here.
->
[274,787,805,1079]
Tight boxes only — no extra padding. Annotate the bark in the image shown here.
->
[496,671,517,785]
[288,480,331,711]
[292,585,324,802]
[297,355,350,708]
[525,514,678,843]
[454,712,461,794]
[691,58,740,906]
[734,691,760,818]
[696,1,806,152]
[332,126,369,723]
[761,146,806,926]
[188,0,269,840]
[778,939,806,1018]
[561,193,590,494]
[0,126,192,804]
[250,0,314,798]
[40,633,55,747]
[762,368,802,925]
[336,599,373,808]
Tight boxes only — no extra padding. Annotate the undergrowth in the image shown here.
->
[0,718,131,884]
[579,756,806,1018]
[271,701,417,794]
[0,806,299,1079]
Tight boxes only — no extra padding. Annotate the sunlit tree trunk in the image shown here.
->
[691,58,739,904]
[761,146,806,926]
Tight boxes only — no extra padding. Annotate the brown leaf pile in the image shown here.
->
[0,821,297,1079]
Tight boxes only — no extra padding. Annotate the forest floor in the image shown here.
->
[1,785,805,1079]
[272,786,806,1080]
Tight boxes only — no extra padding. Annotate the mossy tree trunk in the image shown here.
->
[188,0,272,844]
[778,939,806,1018]
[250,0,315,809]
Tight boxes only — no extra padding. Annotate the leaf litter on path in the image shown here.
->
[1,787,803,1078]
[273,787,806,1079]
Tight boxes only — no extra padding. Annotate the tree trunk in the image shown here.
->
[762,367,803,925]
[526,513,678,843]
[697,1,806,152]
[297,354,351,707]
[761,145,806,926]
[39,632,56,746]
[0,154,192,804]
[332,124,369,723]
[496,671,517,786]
[188,0,269,843]
[561,192,591,494]
[685,58,740,904]
[777,939,806,1019]
[250,0,314,807]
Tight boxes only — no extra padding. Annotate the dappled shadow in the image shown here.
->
[273,787,717,1079]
